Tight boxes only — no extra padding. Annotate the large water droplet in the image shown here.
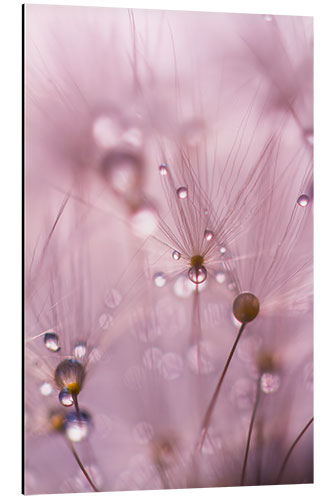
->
[59,387,74,407]
[172,250,181,261]
[176,187,188,199]
[159,164,168,176]
[260,373,280,394]
[153,272,167,288]
[204,229,214,242]
[188,265,207,284]
[65,411,91,442]
[44,332,60,352]
[297,194,310,207]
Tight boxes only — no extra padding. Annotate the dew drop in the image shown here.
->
[176,187,188,199]
[204,229,214,242]
[219,246,227,255]
[159,164,168,176]
[65,411,91,442]
[215,271,226,284]
[172,250,181,260]
[74,342,87,360]
[44,332,60,352]
[297,194,310,207]
[40,382,53,396]
[260,373,280,394]
[59,387,74,407]
[188,266,207,284]
[153,272,167,288]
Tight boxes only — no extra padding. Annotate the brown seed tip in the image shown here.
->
[233,292,260,323]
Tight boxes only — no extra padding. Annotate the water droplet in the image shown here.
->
[263,14,273,22]
[153,272,167,288]
[74,342,87,359]
[131,204,158,237]
[133,421,154,445]
[92,116,120,148]
[40,382,53,396]
[59,387,74,407]
[215,271,226,284]
[101,150,142,197]
[219,246,227,255]
[176,187,188,199]
[204,229,214,242]
[105,288,122,308]
[159,352,183,380]
[99,312,113,329]
[260,373,280,394]
[44,332,60,352]
[188,265,207,284]
[65,411,91,442]
[172,250,181,260]
[159,164,168,176]
[297,194,310,207]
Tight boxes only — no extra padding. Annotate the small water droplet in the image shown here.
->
[260,373,280,394]
[40,382,53,396]
[297,194,310,207]
[74,342,87,359]
[176,187,188,199]
[219,246,227,255]
[215,271,226,284]
[204,229,214,242]
[65,411,91,442]
[59,387,74,407]
[159,164,168,176]
[153,272,167,288]
[44,332,60,352]
[188,266,207,284]
[172,250,181,260]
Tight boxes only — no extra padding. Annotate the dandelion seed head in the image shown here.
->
[44,333,60,352]
[233,292,260,323]
[54,359,85,395]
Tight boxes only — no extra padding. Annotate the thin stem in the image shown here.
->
[72,393,82,426]
[240,378,261,485]
[276,417,314,484]
[67,440,99,492]
[197,323,246,451]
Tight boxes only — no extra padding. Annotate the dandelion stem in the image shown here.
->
[72,393,82,426]
[276,417,314,484]
[240,378,261,485]
[67,440,99,492]
[197,323,246,451]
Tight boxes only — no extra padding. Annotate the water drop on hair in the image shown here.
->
[153,272,167,288]
[172,250,181,260]
[188,265,207,284]
[177,187,188,199]
[44,332,60,352]
[159,164,168,176]
[59,387,74,407]
[219,246,227,255]
[297,194,310,207]
[74,342,87,360]
[204,230,214,242]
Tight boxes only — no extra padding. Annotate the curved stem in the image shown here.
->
[240,378,261,485]
[67,440,99,492]
[276,417,314,484]
[197,323,246,451]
